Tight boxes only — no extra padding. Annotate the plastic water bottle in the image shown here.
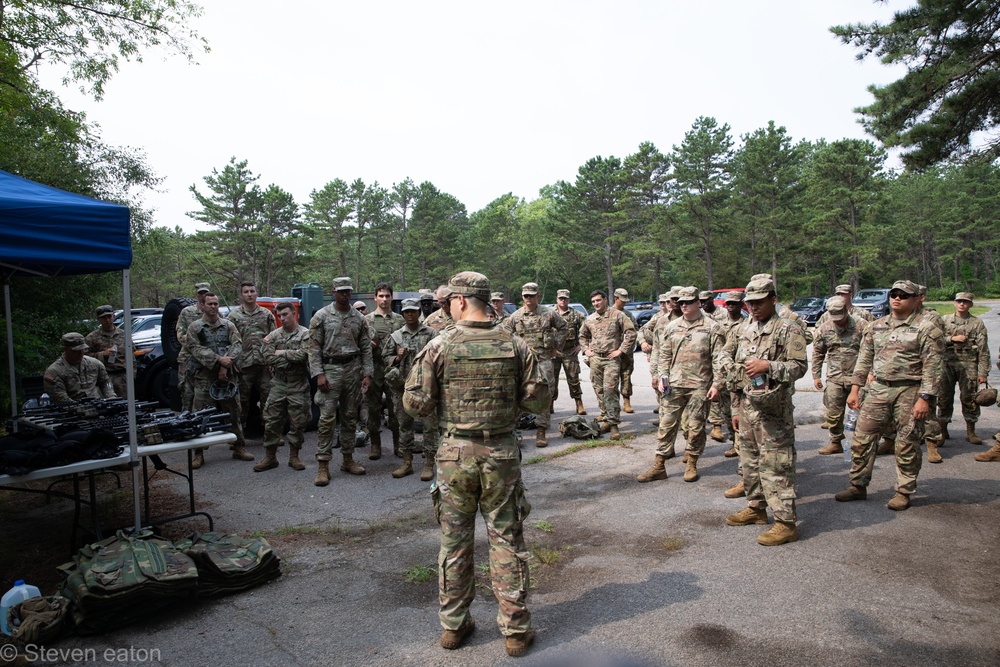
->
[843,407,859,463]
[1,580,42,636]
[39,393,50,407]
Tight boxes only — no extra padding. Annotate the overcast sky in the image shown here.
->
[41,0,904,233]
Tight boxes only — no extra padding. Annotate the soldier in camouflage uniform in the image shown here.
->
[721,277,807,546]
[227,281,277,433]
[813,297,870,456]
[553,289,587,415]
[699,290,723,322]
[254,302,311,473]
[816,284,876,328]
[44,332,115,402]
[365,283,405,460]
[85,304,132,398]
[938,292,990,447]
[308,277,374,486]
[384,299,438,480]
[638,287,726,484]
[491,292,507,325]
[639,294,671,409]
[913,284,947,462]
[424,285,455,331]
[579,289,637,440]
[403,271,549,657]
[835,280,943,511]
[504,282,567,446]
[187,293,252,468]
[750,273,813,345]
[176,282,210,412]
[612,288,638,414]
[710,291,746,453]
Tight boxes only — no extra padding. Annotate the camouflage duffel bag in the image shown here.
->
[559,416,603,440]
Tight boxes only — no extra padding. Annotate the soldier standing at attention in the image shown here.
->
[638,287,726,484]
[187,293,252,468]
[384,299,438,480]
[834,280,943,511]
[722,276,807,546]
[553,289,587,416]
[813,297,870,456]
[227,281,276,433]
[491,292,508,325]
[44,332,115,402]
[424,285,454,331]
[579,290,637,440]
[939,292,990,447]
[365,283,405,460]
[308,277,373,486]
[403,271,549,657]
[505,282,567,447]
[85,305,131,398]
[612,288,637,414]
[176,282,210,411]
[254,302,311,472]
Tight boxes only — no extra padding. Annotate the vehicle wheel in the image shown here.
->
[161,297,196,366]
[147,364,172,408]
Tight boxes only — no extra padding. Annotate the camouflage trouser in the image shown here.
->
[939,356,980,424]
[552,353,582,400]
[532,356,555,429]
[619,353,634,398]
[735,392,797,524]
[391,388,436,457]
[192,371,246,448]
[262,376,311,450]
[588,355,622,425]
[366,362,398,439]
[239,364,272,428]
[849,381,925,495]
[656,387,708,457]
[108,371,128,399]
[178,357,195,412]
[314,359,363,460]
[433,434,531,636]
[708,388,733,433]
[823,382,851,445]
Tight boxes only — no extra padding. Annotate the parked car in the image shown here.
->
[790,296,827,326]
[853,288,891,319]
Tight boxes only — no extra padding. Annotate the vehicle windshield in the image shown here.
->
[792,297,822,308]
[854,290,888,304]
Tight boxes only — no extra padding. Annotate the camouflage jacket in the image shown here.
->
[812,315,869,386]
[638,310,669,347]
[503,305,568,359]
[43,355,114,402]
[263,324,310,382]
[579,308,637,356]
[403,319,550,431]
[554,306,585,355]
[187,318,243,374]
[942,312,990,375]
[383,323,438,386]
[817,305,875,327]
[176,303,203,363]
[423,308,454,332]
[227,305,277,368]
[85,326,131,373]
[307,304,374,378]
[717,313,746,340]
[851,311,943,397]
[655,314,727,391]
[647,311,682,368]
[721,313,808,396]
[779,305,813,344]
[366,310,405,366]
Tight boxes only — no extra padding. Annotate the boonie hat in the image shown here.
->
[61,332,87,350]
[333,277,353,292]
[955,292,974,302]
[698,291,714,300]
[744,277,775,300]
[521,282,539,295]
[451,271,491,301]
[826,296,847,318]
[834,284,852,295]
[95,304,114,317]
[891,280,919,296]
[401,298,420,312]
[724,291,745,303]
[556,289,570,299]
[613,288,630,303]
[676,286,700,303]
[195,282,211,293]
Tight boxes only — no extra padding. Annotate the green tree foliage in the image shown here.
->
[833,1,1000,169]
[407,181,466,290]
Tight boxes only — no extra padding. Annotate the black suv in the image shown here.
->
[790,296,826,326]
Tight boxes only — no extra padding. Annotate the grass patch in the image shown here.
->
[661,533,684,551]
[404,564,435,583]
[531,545,563,565]
[534,520,553,533]
[524,455,547,464]
[524,436,633,465]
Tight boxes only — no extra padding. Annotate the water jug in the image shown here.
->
[1,580,42,635]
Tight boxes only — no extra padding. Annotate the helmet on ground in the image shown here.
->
[209,380,238,401]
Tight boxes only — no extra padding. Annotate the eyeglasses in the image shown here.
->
[679,300,698,306]
[889,292,913,300]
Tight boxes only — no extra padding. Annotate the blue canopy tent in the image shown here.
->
[0,168,142,531]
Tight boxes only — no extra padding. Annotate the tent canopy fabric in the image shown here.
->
[0,169,132,277]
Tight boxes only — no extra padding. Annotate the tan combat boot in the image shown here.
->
[966,423,983,445]
[191,449,205,469]
[288,447,305,471]
[683,455,699,482]
[926,442,942,463]
[817,441,844,455]
[757,521,798,546]
[887,492,911,511]
[725,506,768,526]
[341,453,366,475]
[637,454,667,482]
[820,419,831,430]
[609,424,621,440]
[314,460,330,486]
[232,444,255,461]
[253,446,279,472]
[974,441,1000,462]
[369,430,382,460]
[709,424,725,442]
[420,457,435,482]
[440,618,475,650]
[877,437,894,455]
[724,480,745,498]
[505,629,535,657]
[834,485,867,502]
[622,397,634,414]
[391,454,413,478]
[536,427,548,448]
[575,397,587,415]
[723,446,739,458]
[681,452,689,464]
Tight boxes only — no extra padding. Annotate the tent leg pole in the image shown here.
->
[4,278,16,419]
[123,269,143,532]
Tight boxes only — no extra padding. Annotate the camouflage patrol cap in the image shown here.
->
[834,284,852,295]
[669,286,684,299]
[724,291,745,303]
[890,280,918,296]
[491,292,505,302]
[613,288,630,303]
[61,332,87,350]
[195,282,211,293]
[676,286,699,303]
[401,298,421,312]
[826,296,847,318]
[744,277,775,300]
[332,277,353,292]
[658,293,669,303]
[556,289,570,299]
[418,289,434,301]
[450,271,491,301]
[698,291,713,300]
[521,282,539,295]
[95,304,114,317]
[955,292,974,303]
[917,284,927,296]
